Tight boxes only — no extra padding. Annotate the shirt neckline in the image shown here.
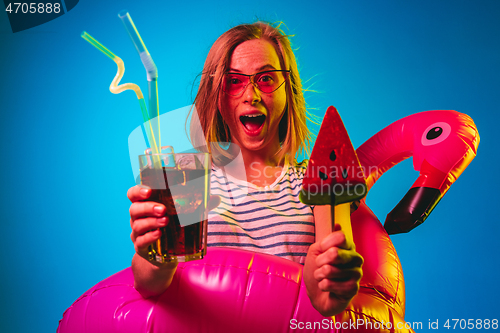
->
[213,160,290,190]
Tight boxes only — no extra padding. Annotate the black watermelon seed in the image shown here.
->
[329,149,337,161]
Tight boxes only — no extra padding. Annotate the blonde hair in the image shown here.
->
[190,21,313,164]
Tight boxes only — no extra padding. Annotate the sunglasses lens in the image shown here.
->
[223,71,288,96]
[223,74,248,96]
[255,71,282,93]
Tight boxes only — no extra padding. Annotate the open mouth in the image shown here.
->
[240,114,266,132]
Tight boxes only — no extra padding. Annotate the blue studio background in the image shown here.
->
[1,1,499,332]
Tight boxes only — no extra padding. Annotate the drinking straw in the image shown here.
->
[118,11,161,150]
[81,31,160,156]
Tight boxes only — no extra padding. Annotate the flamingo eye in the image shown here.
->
[421,122,451,146]
[426,127,443,140]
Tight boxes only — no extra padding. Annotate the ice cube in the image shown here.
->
[174,193,203,214]
[176,155,198,170]
[159,191,177,215]
[173,193,204,226]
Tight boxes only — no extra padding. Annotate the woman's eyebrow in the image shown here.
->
[228,64,278,73]
[257,64,277,71]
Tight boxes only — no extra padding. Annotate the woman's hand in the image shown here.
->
[128,185,221,261]
[128,185,169,263]
[127,184,221,298]
[303,224,363,317]
[128,185,176,298]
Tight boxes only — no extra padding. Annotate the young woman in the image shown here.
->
[127,22,363,317]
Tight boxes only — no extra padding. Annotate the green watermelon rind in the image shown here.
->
[299,184,367,206]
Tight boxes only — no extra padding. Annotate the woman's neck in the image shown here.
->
[246,161,285,187]
[221,143,287,187]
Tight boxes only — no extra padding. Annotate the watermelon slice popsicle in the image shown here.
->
[300,106,367,244]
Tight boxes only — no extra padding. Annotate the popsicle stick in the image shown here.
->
[331,201,354,245]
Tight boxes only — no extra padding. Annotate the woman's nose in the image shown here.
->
[243,81,261,104]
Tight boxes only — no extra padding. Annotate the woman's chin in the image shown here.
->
[234,123,280,156]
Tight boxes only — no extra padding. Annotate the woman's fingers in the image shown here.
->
[131,217,168,238]
[131,216,169,254]
[130,201,166,220]
[319,229,348,251]
[133,229,162,251]
[317,277,360,301]
[316,230,362,265]
[314,255,362,300]
[313,229,364,297]
[129,187,218,260]
[130,189,217,219]
[314,262,363,282]
[316,246,363,268]
[127,185,152,203]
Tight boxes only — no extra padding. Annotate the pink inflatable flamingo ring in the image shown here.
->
[356,109,479,234]
[57,107,479,333]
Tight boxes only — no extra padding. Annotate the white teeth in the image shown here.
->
[244,114,264,118]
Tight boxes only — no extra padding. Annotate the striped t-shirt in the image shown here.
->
[207,160,315,265]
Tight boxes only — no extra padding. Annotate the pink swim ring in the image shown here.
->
[58,109,479,333]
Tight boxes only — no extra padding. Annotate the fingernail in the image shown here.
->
[140,188,150,196]
[157,217,168,226]
[154,205,165,215]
